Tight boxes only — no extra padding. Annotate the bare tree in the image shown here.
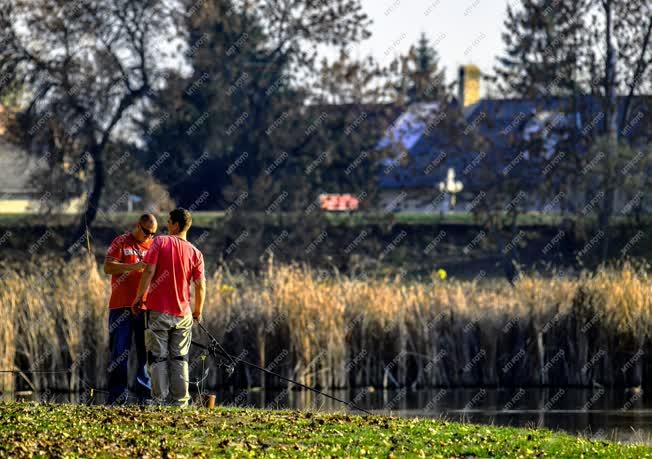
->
[0,0,178,249]
[494,0,652,261]
[594,0,651,259]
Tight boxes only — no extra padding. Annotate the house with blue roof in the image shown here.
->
[377,66,651,214]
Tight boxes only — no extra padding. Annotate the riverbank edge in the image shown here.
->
[1,402,651,458]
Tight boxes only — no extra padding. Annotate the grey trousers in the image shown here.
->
[144,310,193,407]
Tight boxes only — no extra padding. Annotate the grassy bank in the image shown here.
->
[0,211,593,227]
[1,403,650,458]
[1,260,651,392]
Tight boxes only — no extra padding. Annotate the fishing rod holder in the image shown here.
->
[207,340,235,376]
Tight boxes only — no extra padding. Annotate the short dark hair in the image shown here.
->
[169,208,192,232]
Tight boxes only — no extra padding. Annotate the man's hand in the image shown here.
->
[133,261,147,272]
[192,311,202,323]
[104,260,146,275]
[131,296,144,315]
[132,264,156,314]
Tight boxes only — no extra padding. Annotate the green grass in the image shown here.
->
[0,210,629,227]
[1,211,650,233]
[1,403,651,458]
[0,212,225,229]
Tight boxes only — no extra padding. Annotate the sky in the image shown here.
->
[345,0,512,94]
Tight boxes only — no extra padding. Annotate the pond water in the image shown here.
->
[7,387,652,444]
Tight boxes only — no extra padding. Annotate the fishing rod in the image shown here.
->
[51,193,371,414]
[194,321,373,416]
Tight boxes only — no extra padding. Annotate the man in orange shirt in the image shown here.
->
[132,208,205,407]
[104,214,158,404]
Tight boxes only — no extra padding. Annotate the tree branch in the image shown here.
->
[619,16,652,133]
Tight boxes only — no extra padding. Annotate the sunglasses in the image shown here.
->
[139,223,156,237]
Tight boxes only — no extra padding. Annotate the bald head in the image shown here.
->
[134,213,157,242]
[139,213,157,226]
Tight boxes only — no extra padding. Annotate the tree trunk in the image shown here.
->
[600,0,618,262]
[619,17,652,136]
[67,145,104,257]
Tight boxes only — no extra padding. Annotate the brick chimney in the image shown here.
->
[458,65,481,107]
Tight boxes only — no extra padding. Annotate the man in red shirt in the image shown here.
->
[132,208,206,407]
[104,214,158,404]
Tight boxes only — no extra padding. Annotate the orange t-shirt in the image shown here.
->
[106,233,153,308]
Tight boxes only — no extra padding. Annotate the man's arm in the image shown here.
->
[131,264,156,313]
[193,278,206,321]
[104,237,144,275]
[104,259,145,275]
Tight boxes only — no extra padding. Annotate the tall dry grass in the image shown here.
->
[0,270,18,392]
[1,258,651,391]
[1,258,108,392]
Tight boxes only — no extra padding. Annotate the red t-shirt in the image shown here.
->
[142,235,205,317]
[106,233,153,309]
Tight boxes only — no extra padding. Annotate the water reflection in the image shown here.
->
[6,387,652,444]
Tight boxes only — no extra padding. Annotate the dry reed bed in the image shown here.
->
[0,259,650,392]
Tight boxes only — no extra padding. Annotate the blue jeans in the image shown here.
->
[107,308,151,404]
